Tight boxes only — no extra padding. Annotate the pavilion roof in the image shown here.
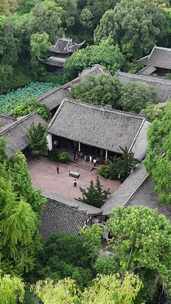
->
[49,38,84,55]
[138,46,171,70]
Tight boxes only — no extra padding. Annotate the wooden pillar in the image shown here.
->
[78,142,81,152]
[105,150,108,161]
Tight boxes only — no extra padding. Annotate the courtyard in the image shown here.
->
[28,157,121,201]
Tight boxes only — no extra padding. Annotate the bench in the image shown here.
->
[69,171,80,178]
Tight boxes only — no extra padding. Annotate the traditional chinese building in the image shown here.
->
[47,99,150,162]
[137,46,171,77]
[44,38,84,71]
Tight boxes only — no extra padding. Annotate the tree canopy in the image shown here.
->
[65,39,124,80]
[95,0,169,60]
[145,102,171,204]
[98,207,171,302]
[71,74,158,113]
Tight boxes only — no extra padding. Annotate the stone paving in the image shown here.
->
[28,157,121,201]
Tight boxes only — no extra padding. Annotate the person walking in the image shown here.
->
[73,179,77,188]
[93,158,97,167]
[56,166,59,174]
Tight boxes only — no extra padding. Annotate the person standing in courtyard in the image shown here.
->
[56,166,59,174]
[73,179,77,187]
[93,158,97,167]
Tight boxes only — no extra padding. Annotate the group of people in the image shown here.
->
[73,151,97,169]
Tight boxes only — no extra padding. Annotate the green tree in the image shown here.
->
[27,123,47,156]
[81,273,142,304]
[31,32,51,60]
[34,278,79,304]
[0,273,24,304]
[80,177,110,208]
[120,83,158,113]
[95,0,169,60]
[0,0,10,15]
[31,0,64,42]
[8,152,46,213]
[79,0,118,31]
[97,207,171,302]
[143,102,166,122]
[34,232,100,288]
[145,102,171,204]
[80,224,103,261]
[99,147,138,181]
[0,175,39,274]
[71,74,122,108]
[33,273,142,304]
[65,38,124,80]
[0,138,7,163]
[0,64,14,94]
[80,8,93,29]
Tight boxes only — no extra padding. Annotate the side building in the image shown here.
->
[0,113,47,157]
[137,46,171,77]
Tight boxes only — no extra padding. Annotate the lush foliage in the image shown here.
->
[27,123,47,156]
[34,273,142,304]
[99,147,139,181]
[0,140,44,275]
[8,152,46,213]
[120,82,158,113]
[11,97,49,120]
[145,102,171,204]
[71,74,158,113]
[95,0,169,60]
[34,278,79,304]
[96,207,171,302]
[71,74,122,108]
[143,102,167,122]
[81,273,142,304]
[0,82,54,115]
[0,273,24,304]
[65,39,125,80]
[34,228,102,288]
[80,177,110,208]
[0,173,39,274]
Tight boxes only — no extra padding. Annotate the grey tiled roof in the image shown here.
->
[117,71,171,102]
[49,38,84,55]
[102,164,148,215]
[48,99,148,159]
[138,46,171,69]
[0,114,16,130]
[38,65,107,111]
[0,113,47,157]
[128,177,171,219]
[38,88,69,111]
[40,192,101,238]
[43,192,101,215]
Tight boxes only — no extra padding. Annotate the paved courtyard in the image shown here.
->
[28,157,121,201]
